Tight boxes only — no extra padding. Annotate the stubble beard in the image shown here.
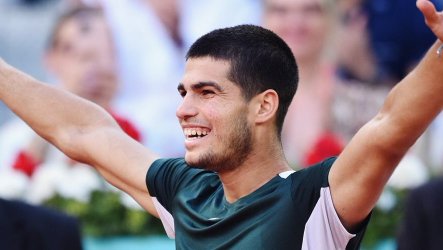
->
[191,113,253,173]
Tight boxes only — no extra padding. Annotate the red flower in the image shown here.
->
[303,132,344,167]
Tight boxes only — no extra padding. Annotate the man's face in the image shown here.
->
[47,15,118,109]
[263,0,330,61]
[177,57,253,172]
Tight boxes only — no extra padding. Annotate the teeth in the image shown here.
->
[183,128,209,138]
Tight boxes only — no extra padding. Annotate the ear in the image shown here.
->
[253,89,279,124]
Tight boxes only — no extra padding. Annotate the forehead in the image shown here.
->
[55,15,110,47]
[181,57,235,88]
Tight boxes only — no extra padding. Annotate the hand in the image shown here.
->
[417,0,443,40]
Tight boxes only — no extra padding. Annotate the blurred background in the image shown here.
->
[1,0,443,249]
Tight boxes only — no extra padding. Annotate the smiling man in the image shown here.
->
[0,1,442,249]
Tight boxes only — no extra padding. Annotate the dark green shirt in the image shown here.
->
[147,157,368,249]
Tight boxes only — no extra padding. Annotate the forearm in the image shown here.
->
[1,60,159,217]
[329,41,443,228]
[0,60,118,157]
[377,40,443,151]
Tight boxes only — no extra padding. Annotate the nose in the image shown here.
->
[78,45,115,78]
[176,95,198,121]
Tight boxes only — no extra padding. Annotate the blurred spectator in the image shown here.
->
[332,0,390,141]
[336,0,442,172]
[262,0,343,167]
[337,0,442,85]
[0,6,141,178]
[335,0,377,84]
[396,176,443,250]
[0,0,61,126]
[0,198,83,250]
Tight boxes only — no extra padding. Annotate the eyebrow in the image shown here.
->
[177,81,224,92]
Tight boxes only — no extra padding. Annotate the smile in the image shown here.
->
[183,128,210,140]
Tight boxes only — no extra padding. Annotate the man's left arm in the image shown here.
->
[329,0,443,231]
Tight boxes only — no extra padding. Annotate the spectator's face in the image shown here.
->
[177,57,253,172]
[263,0,331,61]
[47,15,118,109]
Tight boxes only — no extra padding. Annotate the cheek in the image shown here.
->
[205,103,215,116]
[305,17,329,37]
[204,101,223,121]
[205,105,230,142]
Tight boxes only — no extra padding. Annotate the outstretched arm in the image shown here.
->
[0,60,159,217]
[329,0,443,231]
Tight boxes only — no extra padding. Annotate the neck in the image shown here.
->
[218,140,291,203]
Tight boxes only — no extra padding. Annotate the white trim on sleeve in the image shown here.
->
[302,187,355,250]
[152,197,175,239]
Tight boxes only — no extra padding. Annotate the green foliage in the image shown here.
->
[44,190,164,237]
[361,188,408,249]
[43,184,411,247]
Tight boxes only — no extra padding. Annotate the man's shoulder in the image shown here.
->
[147,157,213,193]
[292,157,336,185]
[149,157,191,176]
[151,157,188,167]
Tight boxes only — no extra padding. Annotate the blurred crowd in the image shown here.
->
[1,0,443,248]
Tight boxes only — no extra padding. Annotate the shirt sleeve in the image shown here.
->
[296,157,371,250]
[302,186,356,250]
[146,158,201,212]
[146,158,206,239]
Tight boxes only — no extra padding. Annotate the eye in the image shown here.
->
[267,5,289,16]
[58,43,73,54]
[302,4,323,16]
[201,89,215,96]
[178,90,187,98]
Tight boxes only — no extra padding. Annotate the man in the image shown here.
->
[0,6,141,176]
[0,0,441,249]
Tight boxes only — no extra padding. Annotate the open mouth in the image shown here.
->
[183,128,210,140]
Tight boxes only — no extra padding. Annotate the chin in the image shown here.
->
[184,152,199,167]
[184,150,215,170]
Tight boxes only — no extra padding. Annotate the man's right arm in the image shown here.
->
[0,59,160,217]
